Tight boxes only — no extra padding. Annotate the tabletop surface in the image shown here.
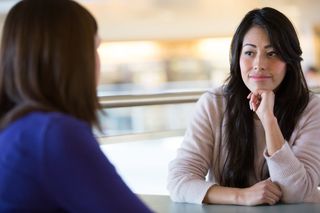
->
[139,194,320,213]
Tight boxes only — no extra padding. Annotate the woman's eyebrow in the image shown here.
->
[242,43,273,49]
[243,43,256,48]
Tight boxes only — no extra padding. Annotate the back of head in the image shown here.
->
[0,0,99,128]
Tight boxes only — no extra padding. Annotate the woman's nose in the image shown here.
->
[254,65,265,71]
[253,55,266,71]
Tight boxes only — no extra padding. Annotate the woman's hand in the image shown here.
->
[237,179,282,206]
[247,90,284,155]
[247,90,275,125]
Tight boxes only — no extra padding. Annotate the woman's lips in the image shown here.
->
[249,75,272,81]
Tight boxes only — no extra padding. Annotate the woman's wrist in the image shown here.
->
[262,115,285,155]
[235,188,243,205]
[260,113,277,129]
[204,185,244,205]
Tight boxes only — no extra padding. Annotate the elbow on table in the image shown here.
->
[280,185,313,203]
[168,192,184,203]
[167,180,185,203]
[281,193,304,203]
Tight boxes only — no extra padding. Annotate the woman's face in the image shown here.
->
[239,26,286,92]
[95,35,101,85]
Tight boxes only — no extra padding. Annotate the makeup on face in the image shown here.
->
[239,26,286,92]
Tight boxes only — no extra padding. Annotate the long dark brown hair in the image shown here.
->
[219,7,309,187]
[0,0,100,128]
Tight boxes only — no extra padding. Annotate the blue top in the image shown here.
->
[0,112,152,212]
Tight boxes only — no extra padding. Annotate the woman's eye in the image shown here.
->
[244,51,254,56]
[267,51,278,57]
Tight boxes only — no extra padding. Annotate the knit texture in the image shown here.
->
[168,87,320,204]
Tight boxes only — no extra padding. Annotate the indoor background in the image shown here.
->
[1,0,319,195]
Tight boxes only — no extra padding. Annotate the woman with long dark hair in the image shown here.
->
[0,0,151,212]
[168,7,320,205]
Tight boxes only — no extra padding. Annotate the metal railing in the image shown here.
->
[97,90,205,144]
[98,130,185,145]
[99,90,205,108]
[99,87,320,108]
[98,87,320,144]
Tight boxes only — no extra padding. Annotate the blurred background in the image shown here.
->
[1,0,320,195]
[87,0,319,95]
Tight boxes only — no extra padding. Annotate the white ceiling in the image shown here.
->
[0,0,319,66]
[73,0,320,40]
[1,0,320,40]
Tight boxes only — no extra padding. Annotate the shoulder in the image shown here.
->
[196,86,227,111]
[306,93,320,111]
[12,111,88,128]
[39,112,98,160]
[295,93,320,130]
[13,111,93,146]
[300,94,320,120]
[1,111,90,138]
[191,86,227,123]
[39,112,92,142]
[0,111,95,172]
[30,112,90,135]
[44,112,90,132]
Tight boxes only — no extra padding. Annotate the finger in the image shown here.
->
[252,90,262,97]
[261,190,280,205]
[262,181,282,204]
[265,180,282,195]
[253,89,265,96]
[250,97,259,111]
[250,93,261,104]
[256,194,276,206]
[251,93,263,112]
[254,99,261,107]
[264,190,281,203]
[257,180,281,203]
[247,93,254,110]
[249,99,255,111]
[252,103,257,112]
[249,95,257,111]
[265,197,277,205]
[267,182,282,198]
[251,91,263,102]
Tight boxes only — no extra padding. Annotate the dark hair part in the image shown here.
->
[219,7,309,187]
[0,0,100,128]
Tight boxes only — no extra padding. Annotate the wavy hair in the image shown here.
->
[0,0,100,128]
[219,7,309,187]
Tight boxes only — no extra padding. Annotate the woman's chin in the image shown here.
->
[249,85,274,92]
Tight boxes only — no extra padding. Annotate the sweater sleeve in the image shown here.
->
[167,92,221,204]
[264,95,320,203]
[41,116,152,213]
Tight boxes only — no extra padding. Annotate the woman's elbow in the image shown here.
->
[281,193,304,203]
[167,181,184,203]
[280,185,312,203]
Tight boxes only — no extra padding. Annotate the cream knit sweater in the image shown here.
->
[167,87,320,204]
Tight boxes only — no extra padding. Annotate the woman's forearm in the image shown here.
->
[204,180,282,206]
[248,90,285,155]
[262,115,285,156]
[203,185,241,205]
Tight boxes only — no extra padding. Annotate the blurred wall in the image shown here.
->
[0,0,319,69]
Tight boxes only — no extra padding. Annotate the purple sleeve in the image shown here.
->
[41,117,152,213]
